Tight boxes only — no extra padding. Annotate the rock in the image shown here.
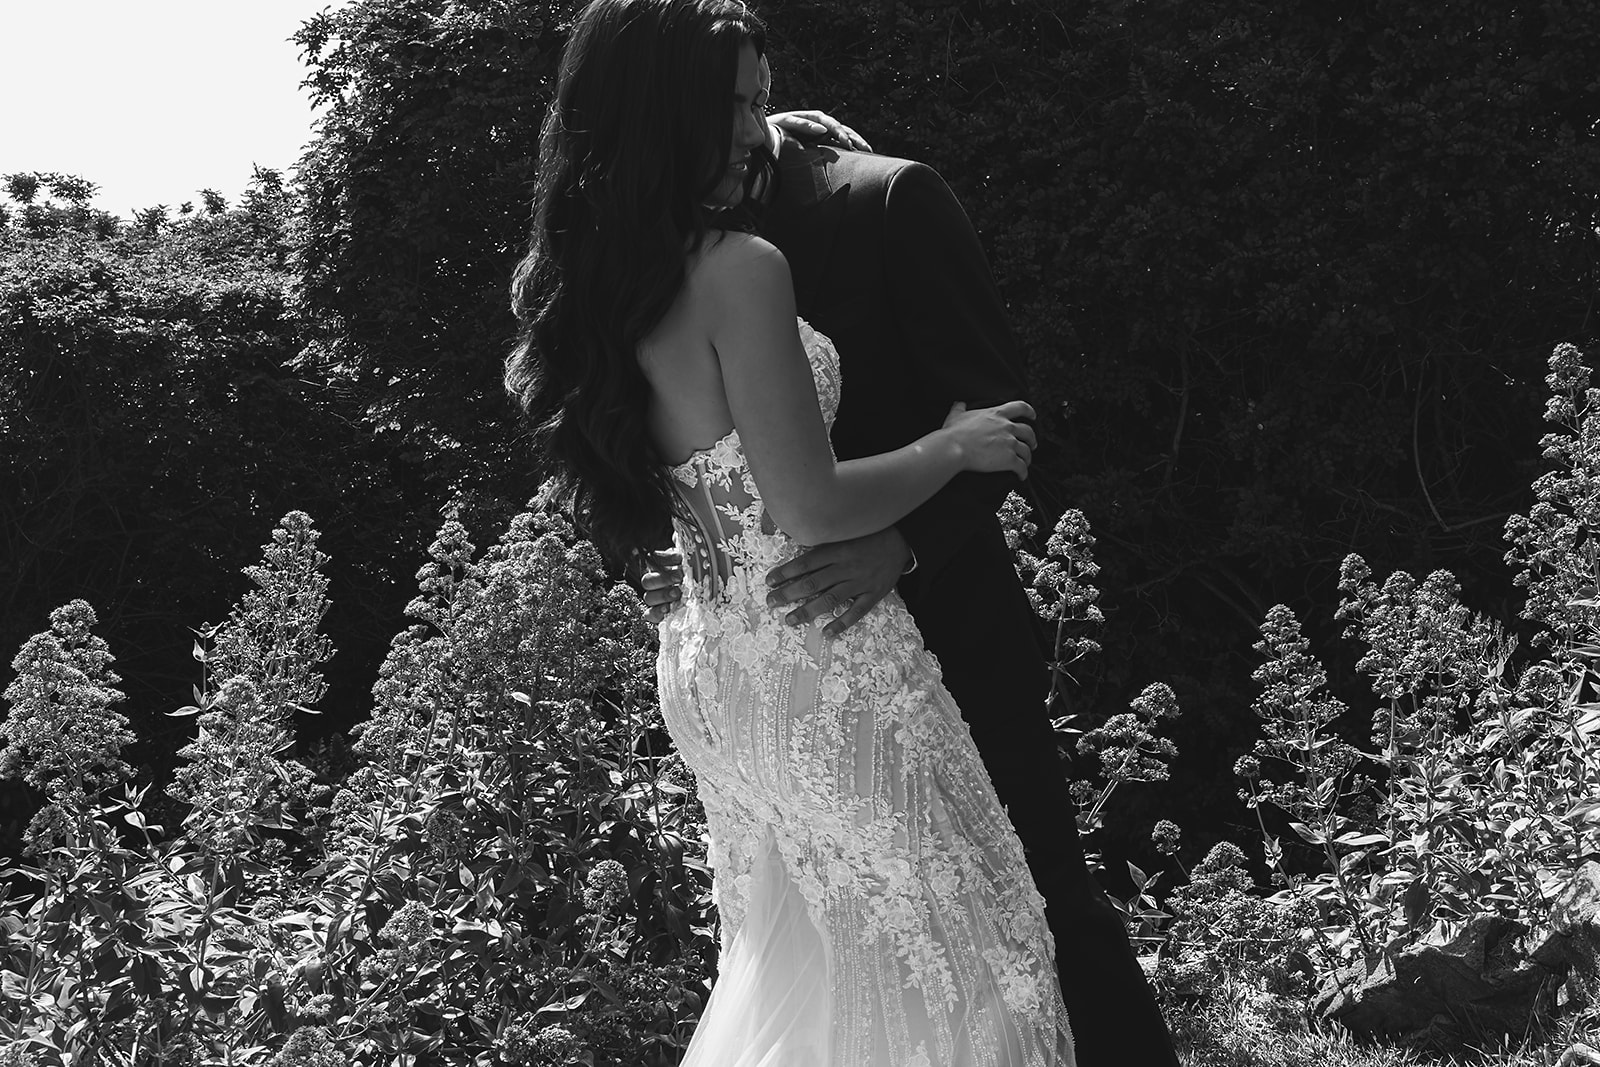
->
[1314,913,1559,1048]
[1557,1044,1600,1067]
[1528,860,1600,978]
[1312,868,1600,1049]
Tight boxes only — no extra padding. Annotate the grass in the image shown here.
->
[1168,987,1600,1067]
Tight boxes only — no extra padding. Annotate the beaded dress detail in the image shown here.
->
[657,319,1075,1067]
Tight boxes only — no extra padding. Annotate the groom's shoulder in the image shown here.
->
[783,136,924,194]
[822,145,922,191]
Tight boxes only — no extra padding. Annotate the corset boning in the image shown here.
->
[663,318,842,601]
[668,429,783,601]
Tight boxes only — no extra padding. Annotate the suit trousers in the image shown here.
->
[901,530,1181,1067]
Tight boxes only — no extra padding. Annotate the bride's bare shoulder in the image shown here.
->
[689,231,789,286]
[648,233,789,356]
[684,232,793,325]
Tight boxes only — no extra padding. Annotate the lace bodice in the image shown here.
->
[666,318,843,597]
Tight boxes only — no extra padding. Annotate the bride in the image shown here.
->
[505,1,1076,1063]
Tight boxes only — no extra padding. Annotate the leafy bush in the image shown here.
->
[0,510,711,1065]
[292,0,548,519]
[287,0,1600,865]
[1157,841,1317,1002]
[1164,344,1600,1005]
[0,167,438,846]
[7,344,1600,1060]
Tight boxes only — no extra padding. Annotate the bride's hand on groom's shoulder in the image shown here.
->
[769,110,873,153]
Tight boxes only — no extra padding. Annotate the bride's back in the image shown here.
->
[639,232,778,595]
[638,233,843,596]
[637,231,754,468]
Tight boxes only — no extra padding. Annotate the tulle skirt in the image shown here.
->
[680,835,832,1067]
[679,827,1072,1067]
[661,569,1074,1067]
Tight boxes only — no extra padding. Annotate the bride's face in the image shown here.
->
[707,41,770,208]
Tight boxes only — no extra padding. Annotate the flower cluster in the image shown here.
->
[496,1017,579,1065]
[583,860,630,915]
[422,808,469,860]
[356,901,437,989]
[0,599,133,831]
[168,677,316,856]
[1000,493,1105,682]
[380,900,434,947]
[1506,342,1600,644]
[1069,682,1182,847]
[1077,682,1180,785]
[996,490,1038,552]
[273,1026,345,1067]
[1242,604,1360,826]
[168,512,331,856]
[1157,842,1315,999]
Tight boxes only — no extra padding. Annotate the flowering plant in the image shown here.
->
[0,508,714,1065]
[1229,343,1600,984]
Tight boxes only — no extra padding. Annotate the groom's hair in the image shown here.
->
[507,0,766,563]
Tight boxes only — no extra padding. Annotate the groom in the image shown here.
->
[647,100,1180,1064]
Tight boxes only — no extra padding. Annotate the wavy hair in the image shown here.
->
[505,0,766,563]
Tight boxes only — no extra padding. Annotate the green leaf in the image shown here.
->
[1126,860,1149,892]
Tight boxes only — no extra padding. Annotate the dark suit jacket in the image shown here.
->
[756,138,1183,1066]
[759,136,1050,712]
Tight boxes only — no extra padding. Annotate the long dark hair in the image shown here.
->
[505,0,766,563]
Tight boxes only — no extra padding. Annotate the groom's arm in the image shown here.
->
[884,162,1029,590]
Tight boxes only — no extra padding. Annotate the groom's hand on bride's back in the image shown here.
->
[765,527,911,636]
[640,549,684,623]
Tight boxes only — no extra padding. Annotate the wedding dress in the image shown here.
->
[656,319,1075,1067]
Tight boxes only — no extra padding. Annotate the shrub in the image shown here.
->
[0,600,133,853]
[1216,344,1600,996]
[1157,841,1317,1002]
[0,167,426,839]
[0,509,710,1065]
[168,511,332,856]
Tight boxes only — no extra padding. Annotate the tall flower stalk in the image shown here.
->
[0,599,133,854]
[168,510,332,856]
[1000,492,1105,721]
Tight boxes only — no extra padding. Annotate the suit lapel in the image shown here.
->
[761,137,849,320]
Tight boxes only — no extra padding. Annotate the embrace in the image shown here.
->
[503,1,1179,1064]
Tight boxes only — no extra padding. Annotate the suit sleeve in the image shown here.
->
[883,162,1028,590]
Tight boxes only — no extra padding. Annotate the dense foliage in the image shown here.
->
[1,0,1597,1055]
[0,510,709,1065]
[0,172,442,844]
[292,0,548,526]
[287,0,1600,859]
[3,344,1598,1063]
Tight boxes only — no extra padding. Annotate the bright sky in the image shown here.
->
[1,0,352,218]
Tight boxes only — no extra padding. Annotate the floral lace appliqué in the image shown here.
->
[654,318,1074,1066]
